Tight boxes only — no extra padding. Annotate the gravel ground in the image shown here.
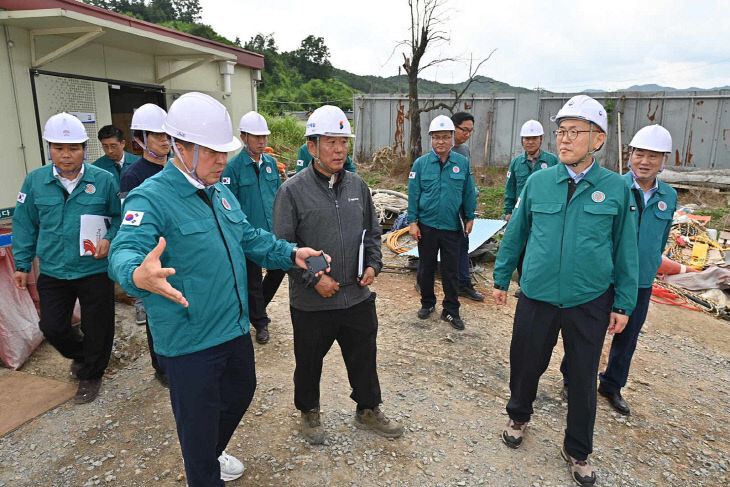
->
[1,253,728,487]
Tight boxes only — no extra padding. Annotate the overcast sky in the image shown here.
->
[200,0,730,92]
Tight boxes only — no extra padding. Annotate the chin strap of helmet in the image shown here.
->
[627,148,668,180]
[311,138,338,188]
[171,137,207,187]
[48,142,87,176]
[135,131,167,160]
[567,123,601,168]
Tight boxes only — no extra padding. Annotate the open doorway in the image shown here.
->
[108,83,166,156]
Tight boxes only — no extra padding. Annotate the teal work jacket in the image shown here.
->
[295,143,357,173]
[504,150,559,215]
[92,151,137,185]
[407,150,477,231]
[108,162,294,357]
[221,150,281,231]
[624,172,677,288]
[493,162,639,314]
[12,163,121,279]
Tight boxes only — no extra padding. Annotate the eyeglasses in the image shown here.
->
[456,126,473,134]
[431,135,452,142]
[553,129,594,141]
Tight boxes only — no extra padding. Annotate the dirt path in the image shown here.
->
[1,259,728,487]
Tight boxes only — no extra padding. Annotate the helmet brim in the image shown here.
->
[205,137,242,153]
[240,130,272,136]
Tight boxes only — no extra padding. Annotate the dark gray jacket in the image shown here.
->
[273,165,382,311]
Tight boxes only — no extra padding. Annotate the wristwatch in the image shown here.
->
[290,246,299,264]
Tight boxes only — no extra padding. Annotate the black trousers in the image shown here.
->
[507,288,613,461]
[145,321,164,376]
[599,287,653,393]
[37,273,115,380]
[417,223,461,316]
[245,259,286,330]
[290,293,382,412]
[158,334,256,487]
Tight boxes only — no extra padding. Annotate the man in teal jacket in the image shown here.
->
[504,120,559,220]
[492,96,638,487]
[222,111,284,344]
[408,115,478,330]
[92,125,136,184]
[108,93,325,487]
[296,142,357,173]
[13,112,120,404]
[572,124,676,416]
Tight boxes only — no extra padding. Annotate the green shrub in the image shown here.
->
[264,115,305,167]
[477,186,505,219]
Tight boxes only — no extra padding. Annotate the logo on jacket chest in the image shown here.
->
[591,191,606,203]
[540,162,548,169]
[84,184,96,194]
[657,201,667,211]
[221,197,231,211]
[266,166,272,174]
[452,166,460,174]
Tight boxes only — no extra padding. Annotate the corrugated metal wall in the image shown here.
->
[353,91,730,169]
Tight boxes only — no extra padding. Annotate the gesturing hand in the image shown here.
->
[132,237,188,307]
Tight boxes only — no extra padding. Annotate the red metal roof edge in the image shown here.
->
[0,0,264,69]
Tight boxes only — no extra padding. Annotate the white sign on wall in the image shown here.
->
[69,112,96,123]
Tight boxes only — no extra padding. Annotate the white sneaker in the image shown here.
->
[218,451,244,481]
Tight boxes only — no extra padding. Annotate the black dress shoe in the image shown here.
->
[75,378,102,404]
[598,385,630,415]
[458,286,485,302]
[256,325,270,344]
[417,306,435,319]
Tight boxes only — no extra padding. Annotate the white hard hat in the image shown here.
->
[43,112,89,143]
[429,115,455,133]
[629,124,672,153]
[163,92,241,152]
[130,103,167,133]
[520,120,544,137]
[239,111,270,135]
[553,95,608,133]
[305,105,354,138]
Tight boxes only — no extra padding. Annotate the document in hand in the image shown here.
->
[80,215,111,256]
[358,229,367,278]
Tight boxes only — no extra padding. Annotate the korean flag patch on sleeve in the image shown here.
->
[17,192,26,204]
[409,171,416,179]
[221,177,231,185]
[122,210,144,226]
[296,159,304,167]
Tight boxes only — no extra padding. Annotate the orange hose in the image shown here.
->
[650,284,701,312]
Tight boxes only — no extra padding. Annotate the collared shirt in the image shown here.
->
[53,164,85,194]
[526,150,541,168]
[631,178,659,204]
[566,161,595,183]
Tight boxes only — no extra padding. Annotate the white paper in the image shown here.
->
[80,214,111,256]
[358,229,367,277]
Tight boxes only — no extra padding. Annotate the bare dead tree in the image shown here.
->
[400,0,494,161]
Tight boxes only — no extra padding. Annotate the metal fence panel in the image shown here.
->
[353,91,730,169]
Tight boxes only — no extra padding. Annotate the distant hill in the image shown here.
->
[332,70,533,95]
[583,84,730,93]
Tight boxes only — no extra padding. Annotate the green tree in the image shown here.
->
[83,0,201,23]
[290,35,332,80]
